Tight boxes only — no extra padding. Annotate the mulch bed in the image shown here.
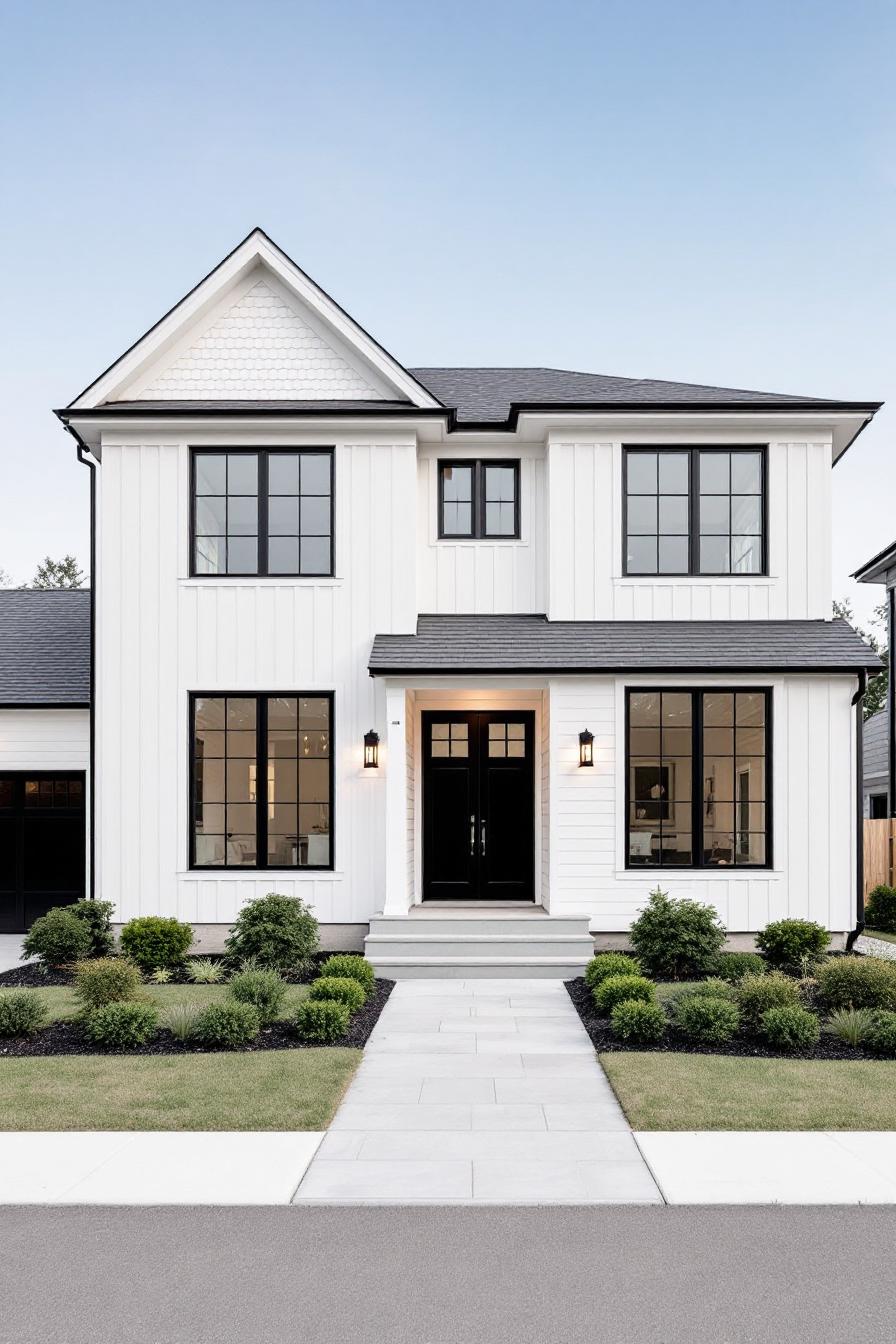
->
[0,978,393,1058]
[0,949,354,990]
[565,977,871,1062]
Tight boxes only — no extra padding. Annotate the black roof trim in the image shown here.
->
[852,538,896,582]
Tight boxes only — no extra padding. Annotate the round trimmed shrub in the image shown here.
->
[865,1010,896,1058]
[119,916,193,972]
[736,971,801,1033]
[585,952,641,990]
[709,952,767,983]
[22,908,92,968]
[309,976,366,1014]
[292,998,350,1044]
[85,1000,159,1048]
[816,956,896,1011]
[594,973,656,1016]
[228,967,287,1026]
[755,918,829,973]
[0,989,47,1037]
[318,954,375,997]
[69,899,116,958]
[629,887,726,980]
[760,1004,820,1052]
[676,977,738,1003]
[610,998,667,1045]
[223,893,319,974]
[192,1001,260,1048]
[74,957,142,1011]
[865,884,896,934]
[675,994,740,1045]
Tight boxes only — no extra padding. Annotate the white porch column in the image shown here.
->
[382,684,410,916]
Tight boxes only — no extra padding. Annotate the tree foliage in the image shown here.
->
[31,554,86,589]
[834,598,887,719]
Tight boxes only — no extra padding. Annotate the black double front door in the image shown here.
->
[0,772,86,932]
[422,711,535,902]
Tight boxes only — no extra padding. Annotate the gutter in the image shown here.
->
[846,670,868,951]
[65,422,97,902]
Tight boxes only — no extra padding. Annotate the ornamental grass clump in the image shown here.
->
[827,1006,876,1048]
[760,1004,820,1053]
[755,918,829,973]
[318,954,375,997]
[815,956,896,1012]
[675,994,740,1046]
[0,989,47,1037]
[84,1001,159,1049]
[629,887,726,980]
[610,998,666,1045]
[594,973,655,1016]
[228,967,287,1026]
[163,1002,204,1043]
[309,976,366,1014]
[74,957,142,1011]
[186,957,225,984]
[736,971,801,1034]
[292,998,350,1044]
[584,952,641,990]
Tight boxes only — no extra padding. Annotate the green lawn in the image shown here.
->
[0,1049,359,1130]
[32,981,309,1024]
[601,1052,896,1130]
[865,929,896,945]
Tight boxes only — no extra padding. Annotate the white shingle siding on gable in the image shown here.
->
[141,280,382,400]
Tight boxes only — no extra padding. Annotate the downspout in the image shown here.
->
[846,669,867,951]
[68,426,96,901]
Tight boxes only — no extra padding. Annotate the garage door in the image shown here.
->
[0,772,86,933]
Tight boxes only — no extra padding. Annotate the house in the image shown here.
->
[38,228,883,973]
[854,539,896,821]
[863,710,889,818]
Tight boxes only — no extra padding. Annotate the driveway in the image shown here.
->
[0,934,27,972]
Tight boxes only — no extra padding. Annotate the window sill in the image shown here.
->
[179,869,344,879]
[433,538,528,548]
[614,575,777,585]
[617,868,781,880]
[180,577,344,587]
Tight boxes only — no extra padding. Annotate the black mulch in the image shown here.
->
[0,979,393,1058]
[565,977,871,1062]
[0,949,355,990]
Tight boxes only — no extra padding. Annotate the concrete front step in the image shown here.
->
[364,914,594,978]
[368,915,590,938]
[364,957,591,980]
[367,935,594,961]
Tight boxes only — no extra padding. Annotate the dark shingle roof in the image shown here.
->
[369,614,881,676]
[0,590,90,705]
[864,709,889,782]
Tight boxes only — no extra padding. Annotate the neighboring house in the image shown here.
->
[863,710,889,818]
[0,590,90,932]
[854,539,896,823]
[37,228,882,971]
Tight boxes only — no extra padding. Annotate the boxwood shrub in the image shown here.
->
[736,971,801,1033]
[865,1010,896,1058]
[309,976,366,1014]
[629,887,726,980]
[318,954,375,997]
[74,957,142,1011]
[0,989,48,1037]
[223,893,319,974]
[815,956,896,1011]
[676,977,738,1004]
[584,952,641,989]
[119,916,193,972]
[293,998,350,1044]
[228,967,287,1025]
[675,994,740,1045]
[22,908,92,968]
[610,998,666,1045]
[755,918,829,973]
[760,1004,820,1052]
[85,1001,159,1048]
[865,884,896,934]
[594,973,655,1015]
[68,899,116,958]
[709,952,767,983]
[192,1001,260,1048]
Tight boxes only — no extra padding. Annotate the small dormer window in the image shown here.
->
[439,460,520,539]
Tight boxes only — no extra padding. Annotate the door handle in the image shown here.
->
[470,814,476,857]
[480,819,487,856]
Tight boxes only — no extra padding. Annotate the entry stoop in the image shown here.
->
[363,911,594,979]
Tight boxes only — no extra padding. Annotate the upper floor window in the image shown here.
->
[192,449,334,577]
[624,448,765,576]
[439,460,520,539]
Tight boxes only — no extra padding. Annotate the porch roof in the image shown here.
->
[368,614,881,677]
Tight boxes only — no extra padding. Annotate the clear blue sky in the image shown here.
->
[1,0,893,622]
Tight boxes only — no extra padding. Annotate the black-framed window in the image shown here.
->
[192,449,334,577]
[626,688,771,868]
[190,692,333,870]
[439,460,520,539]
[624,448,766,576]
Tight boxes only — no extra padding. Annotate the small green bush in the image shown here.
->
[309,976,366,1014]
[629,887,726,979]
[827,1006,876,1047]
[223,893,319,974]
[68,899,116,958]
[736,971,801,1033]
[760,1004,820,1052]
[865,1010,896,1058]
[675,994,740,1045]
[584,952,641,989]
[709,952,767,983]
[85,1001,159,1048]
[816,956,896,1011]
[186,957,224,984]
[292,998,350,1044]
[318,954,375,997]
[228,967,287,1025]
[610,998,667,1045]
[164,1002,203,1042]
[0,989,47,1037]
[594,973,656,1015]
[865,884,896,934]
[22,908,92,967]
[755,918,829,973]
[676,977,738,1004]
[192,1001,260,1048]
[73,957,142,1011]
[119,916,193,972]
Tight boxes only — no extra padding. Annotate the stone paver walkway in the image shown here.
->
[293,978,662,1204]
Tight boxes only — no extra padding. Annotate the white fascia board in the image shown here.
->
[69,229,441,411]
[530,410,863,455]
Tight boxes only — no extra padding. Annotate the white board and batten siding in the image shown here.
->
[95,430,419,927]
[0,709,89,771]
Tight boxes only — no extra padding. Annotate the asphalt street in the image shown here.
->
[1,1205,893,1343]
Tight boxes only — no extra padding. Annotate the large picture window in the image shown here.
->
[191,693,332,869]
[626,688,770,868]
[439,460,520,539]
[624,448,766,576]
[192,449,334,577]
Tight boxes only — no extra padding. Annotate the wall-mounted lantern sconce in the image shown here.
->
[364,730,380,769]
[578,729,594,767]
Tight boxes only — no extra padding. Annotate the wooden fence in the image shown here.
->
[864,818,896,900]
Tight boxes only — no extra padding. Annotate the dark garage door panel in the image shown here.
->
[0,772,86,933]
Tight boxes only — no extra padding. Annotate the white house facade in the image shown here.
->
[44,229,881,971]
